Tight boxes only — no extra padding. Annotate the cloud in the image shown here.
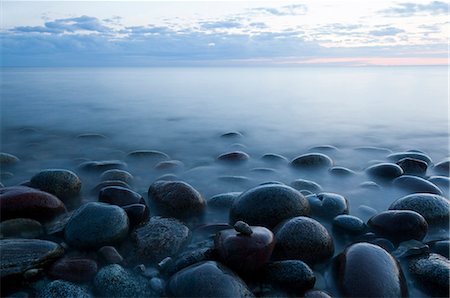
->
[200,20,242,30]
[380,1,449,16]
[251,4,307,16]
[369,27,405,36]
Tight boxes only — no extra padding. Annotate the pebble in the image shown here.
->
[0,186,66,223]
[336,242,408,297]
[97,246,123,265]
[332,215,366,234]
[229,184,310,229]
[148,180,205,218]
[389,193,450,226]
[30,169,81,201]
[0,218,43,239]
[290,153,333,170]
[273,216,334,265]
[64,202,129,249]
[0,153,20,165]
[233,221,253,235]
[306,192,349,219]
[428,239,449,258]
[100,169,133,184]
[365,163,403,181]
[98,186,144,206]
[290,179,322,193]
[132,216,190,262]
[396,157,428,176]
[166,261,254,297]
[409,253,450,297]
[94,264,156,297]
[264,260,315,293]
[393,175,443,195]
[217,151,250,162]
[208,192,241,209]
[368,210,428,242]
[215,226,275,273]
[37,280,91,298]
[127,150,169,160]
[387,151,433,165]
[48,258,98,283]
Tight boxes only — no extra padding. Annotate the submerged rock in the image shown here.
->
[365,163,403,181]
[221,131,243,138]
[38,280,91,298]
[290,179,322,193]
[100,169,133,184]
[91,180,131,194]
[336,242,408,297]
[290,153,333,170]
[78,160,127,172]
[409,253,450,297]
[30,169,81,201]
[332,215,366,234]
[396,158,427,176]
[208,192,240,209]
[127,150,169,160]
[155,160,184,171]
[217,151,250,162]
[433,158,449,176]
[393,175,442,195]
[264,260,315,293]
[98,186,144,206]
[229,184,310,229]
[261,153,289,164]
[387,152,432,165]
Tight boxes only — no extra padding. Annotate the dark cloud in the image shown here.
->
[380,1,449,16]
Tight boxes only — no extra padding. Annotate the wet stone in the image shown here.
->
[100,169,133,184]
[148,181,206,218]
[368,210,428,243]
[97,246,123,265]
[0,153,20,165]
[365,163,403,181]
[0,239,64,279]
[336,242,408,297]
[44,212,72,237]
[30,169,81,201]
[290,179,322,193]
[132,217,190,263]
[387,152,433,165]
[329,166,356,177]
[218,175,251,184]
[409,253,450,297]
[169,247,215,276]
[230,184,310,230]
[98,186,144,206]
[37,280,91,298]
[261,153,289,164]
[0,218,43,239]
[290,153,333,170]
[76,133,106,140]
[94,264,156,298]
[233,221,253,235]
[389,193,450,226]
[393,175,442,195]
[64,202,129,249]
[429,240,449,258]
[217,151,250,162]
[166,261,254,297]
[215,226,275,273]
[0,186,66,223]
[208,192,241,209]
[122,204,150,227]
[359,181,381,190]
[155,160,184,171]
[264,260,315,293]
[91,180,131,194]
[396,157,427,176]
[273,216,334,265]
[127,150,169,160]
[428,176,449,193]
[433,158,449,176]
[78,160,127,172]
[221,131,243,138]
[48,258,98,283]
[332,215,366,234]
[306,193,349,219]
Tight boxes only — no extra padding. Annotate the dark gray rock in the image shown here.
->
[396,158,427,176]
[387,152,432,165]
[166,261,253,297]
[208,192,241,209]
[290,179,322,193]
[429,240,449,258]
[332,215,366,234]
[38,280,91,298]
[94,264,156,297]
[428,176,449,193]
[359,181,381,190]
[336,242,408,297]
[127,150,169,160]
[307,145,339,154]
[368,210,428,242]
[306,193,349,219]
[365,163,403,181]
[0,218,43,239]
[132,217,190,262]
[97,246,123,265]
[48,258,98,283]
[30,169,81,201]
[433,158,449,176]
[393,175,442,195]
[91,180,131,194]
[98,186,144,206]
[100,169,133,184]
[264,260,315,293]
[64,202,129,249]
[290,153,333,170]
[273,217,334,265]
[122,204,150,227]
[304,290,332,298]
[261,153,289,164]
[221,131,243,138]
[217,151,250,162]
[389,193,450,226]
[409,253,450,297]
[230,184,310,230]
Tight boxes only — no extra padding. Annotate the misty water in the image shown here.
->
[1,66,448,296]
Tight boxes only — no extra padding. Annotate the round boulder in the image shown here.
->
[409,253,450,297]
[306,192,349,219]
[393,175,442,195]
[38,280,91,298]
[98,186,144,206]
[290,153,333,170]
[217,151,250,162]
[365,163,403,181]
[30,169,81,201]
[264,260,315,293]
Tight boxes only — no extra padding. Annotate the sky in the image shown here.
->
[1,0,448,66]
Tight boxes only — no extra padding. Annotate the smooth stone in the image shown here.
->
[0,186,66,223]
[0,153,20,165]
[428,176,450,192]
[332,215,366,234]
[396,158,427,176]
[166,261,253,297]
[365,163,403,181]
[30,169,81,201]
[97,246,123,265]
[217,151,250,162]
[215,226,275,273]
[306,193,349,219]
[100,169,133,184]
[48,258,98,283]
[388,152,432,165]
[336,242,408,297]
[370,238,396,252]
[122,204,150,226]
[230,184,310,230]
[409,253,450,297]
[429,240,450,258]
[169,247,215,275]
[78,160,127,172]
[208,192,241,209]
[0,218,43,239]
[329,166,356,177]
[148,181,206,218]
[149,277,165,295]
[273,216,334,265]
[359,181,381,190]
[433,158,449,176]
[98,186,144,206]
[76,133,106,140]
[368,210,428,242]
[393,175,442,195]
[132,217,190,262]
[290,153,333,170]
[37,280,91,298]
[221,131,243,138]
[261,153,289,164]
[127,150,169,160]
[290,179,322,193]
[155,160,184,171]
[264,260,315,293]
[94,264,156,298]
[389,193,450,226]
[1,239,64,279]
[91,180,131,194]
[64,202,129,249]
[233,221,252,235]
